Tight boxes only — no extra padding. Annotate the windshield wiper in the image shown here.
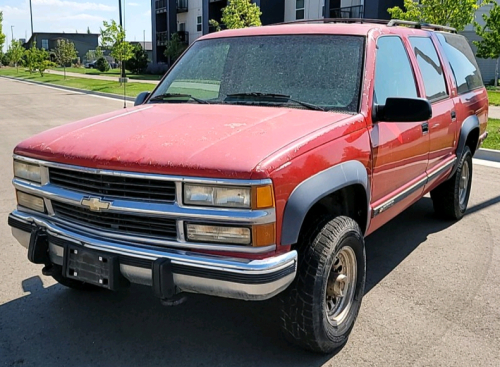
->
[149,93,210,104]
[225,92,326,111]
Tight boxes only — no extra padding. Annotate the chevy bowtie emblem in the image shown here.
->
[81,197,111,211]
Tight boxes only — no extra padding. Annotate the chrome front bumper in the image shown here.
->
[9,210,297,301]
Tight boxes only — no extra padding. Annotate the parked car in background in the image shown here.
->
[8,19,488,353]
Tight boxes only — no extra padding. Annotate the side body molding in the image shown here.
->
[280,160,370,246]
[450,114,479,177]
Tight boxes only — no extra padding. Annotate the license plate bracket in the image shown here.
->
[63,245,120,290]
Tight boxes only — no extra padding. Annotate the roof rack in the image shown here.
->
[274,18,457,33]
[387,19,456,33]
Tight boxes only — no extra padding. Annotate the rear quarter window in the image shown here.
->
[435,33,483,94]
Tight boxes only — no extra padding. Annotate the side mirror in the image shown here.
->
[134,92,150,106]
[374,97,432,123]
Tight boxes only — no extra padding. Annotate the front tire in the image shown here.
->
[280,216,366,353]
[431,147,473,220]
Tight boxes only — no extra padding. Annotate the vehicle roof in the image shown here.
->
[199,21,454,41]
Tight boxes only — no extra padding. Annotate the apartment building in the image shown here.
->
[151,0,404,64]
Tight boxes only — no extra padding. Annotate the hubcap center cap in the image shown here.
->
[327,273,347,298]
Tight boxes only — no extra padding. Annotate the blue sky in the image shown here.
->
[0,0,152,52]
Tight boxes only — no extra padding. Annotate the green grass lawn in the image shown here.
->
[484,118,500,150]
[0,67,153,98]
[487,90,500,106]
[51,67,163,81]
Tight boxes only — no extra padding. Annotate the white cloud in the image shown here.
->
[128,2,140,6]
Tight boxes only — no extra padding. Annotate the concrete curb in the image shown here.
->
[475,148,500,163]
[0,75,136,102]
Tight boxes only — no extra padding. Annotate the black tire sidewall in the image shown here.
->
[316,224,366,346]
[454,147,473,217]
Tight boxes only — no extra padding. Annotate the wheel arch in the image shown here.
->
[280,160,370,246]
[450,114,479,177]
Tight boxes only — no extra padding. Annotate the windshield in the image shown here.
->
[150,35,365,113]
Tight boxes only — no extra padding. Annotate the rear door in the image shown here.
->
[408,36,457,178]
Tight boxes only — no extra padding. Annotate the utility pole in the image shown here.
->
[11,26,14,41]
[29,0,34,38]
[118,0,127,108]
[143,29,145,50]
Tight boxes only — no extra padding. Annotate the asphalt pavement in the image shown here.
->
[1,77,499,367]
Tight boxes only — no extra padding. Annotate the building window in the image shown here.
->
[42,39,49,50]
[197,16,202,32]
[296,0,305,20]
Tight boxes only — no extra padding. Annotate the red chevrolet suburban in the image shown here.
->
[8,19,488,353]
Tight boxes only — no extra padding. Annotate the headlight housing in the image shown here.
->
[13,160,42,183]
[183,184,274,209]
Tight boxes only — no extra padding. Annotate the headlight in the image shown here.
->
[14,160,42,183]
[184,185,251,208]
[183,184,274,209]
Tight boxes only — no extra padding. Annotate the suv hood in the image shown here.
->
[15,104,350,179]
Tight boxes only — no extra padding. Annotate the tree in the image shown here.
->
[87,26,91,34]
[126,43,149,74]
[8,39,24,72]
[164,33,186,63]
[95,57,110,72]
[53,39,78,78]
[210,0,262,30]
[85,47,103,63]
[0,12,6,57]
[25,45,52,76]
[475,1,500,87]
[100,20,133,70]
[388,0,483,32]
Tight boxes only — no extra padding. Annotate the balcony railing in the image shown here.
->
[330,5,364,19]
[177,0,188,12]
[157,31,169,46]
[155,0,188,13]
[156,31,189,46]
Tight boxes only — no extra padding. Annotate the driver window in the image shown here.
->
[374,36,418,104]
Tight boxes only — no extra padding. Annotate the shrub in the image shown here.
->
[95,57,110,72]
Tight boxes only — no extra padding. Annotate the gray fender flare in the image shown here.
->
[280,160,370,246]
[451,114,480,177]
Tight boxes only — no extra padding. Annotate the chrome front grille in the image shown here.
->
[48,167,176,202]
[52,201,177,239]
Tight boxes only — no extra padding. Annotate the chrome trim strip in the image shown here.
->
[13,180,276,224]
[10,210,294,273]
[373,158,456,217]
[13,154,272,186]
[11,210,276,254]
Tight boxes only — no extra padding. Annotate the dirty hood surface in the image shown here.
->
[15,103,349,179]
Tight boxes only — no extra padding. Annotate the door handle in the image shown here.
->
[451,110,457,120]
[421,122,429,134]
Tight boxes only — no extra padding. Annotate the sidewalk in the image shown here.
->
[47,69,159,85]
[489,105,500,119]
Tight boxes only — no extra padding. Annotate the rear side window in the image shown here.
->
[435,33,483,94]
[374,36,418,105]
[409,37,448,102]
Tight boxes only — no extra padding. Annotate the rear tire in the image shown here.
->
[431,147,473,220]
[280,216,366,353]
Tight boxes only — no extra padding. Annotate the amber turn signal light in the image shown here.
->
[252,185,275,209]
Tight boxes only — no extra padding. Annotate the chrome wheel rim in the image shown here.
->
[325,246,357,327]
[459,160,470,208]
